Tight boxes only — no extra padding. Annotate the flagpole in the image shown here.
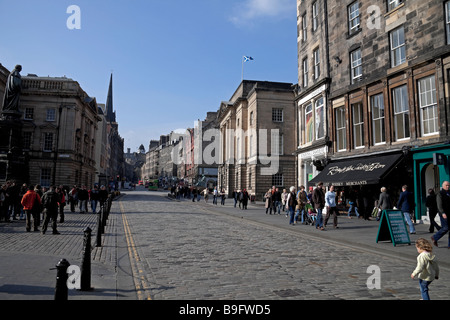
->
[241,56,244,82]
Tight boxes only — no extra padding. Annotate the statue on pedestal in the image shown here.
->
[1,65,22,118]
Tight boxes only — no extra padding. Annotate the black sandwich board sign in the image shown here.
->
[376,210,411,246]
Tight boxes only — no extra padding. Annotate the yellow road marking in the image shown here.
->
[119,201,152,300]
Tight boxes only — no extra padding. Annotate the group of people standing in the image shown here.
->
[231,189,250,209]
[261,180,450,239]
[264,183,340,230]
[67,184,109,214]
[0,180,109,235]
[0,181,67,234]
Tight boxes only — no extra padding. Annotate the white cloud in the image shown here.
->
[229,0,294,26]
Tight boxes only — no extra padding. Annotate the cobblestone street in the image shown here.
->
[118,190,449,300]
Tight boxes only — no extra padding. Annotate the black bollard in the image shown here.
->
[80,227,92,291]
[54,259,70,300]
[102,205,107,231]
[96,210,102,247]
[99,207,104,234]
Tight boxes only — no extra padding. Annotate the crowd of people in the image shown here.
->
[166,179,450,248]
[172,180,449,243]
[0,180,109,234]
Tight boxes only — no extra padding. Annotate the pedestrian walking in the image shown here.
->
[281,188,288,215]
[202,188,209,203]
[286,186,297,225]
[397,185,416,234]
[7,180,20,221]
[426,189,440,233]
[213,187,218,205]
[232,189,238,207]
[192,187,197,202]
[347,188,360,219]
[312,182,325,230]
[324,185,339,228]
[411,238,439,300]
[89,185,99,213]
[78,185,89,213]
[19,183,27,220]
[273,188,281,215]
[34,185,43,224]
[69,185,78,212]
[295,186,308,224]
[264,189,273,214]
[220,188,226,205]
[99,185,109,208]
[241,189,249,210]
[41,185,61,235]
[56,186,66,223]
[431,181,450,248]
[377,187,392,221]
[21,185,41,232]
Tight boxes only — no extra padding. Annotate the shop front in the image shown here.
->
[308,152,408,217]
[309,152,405,187]
[412,143,450,220]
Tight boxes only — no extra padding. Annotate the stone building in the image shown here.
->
[143,142,159,181]
[184,112,219,189]
[19,73,101,188]
[302,0,450,220]
[218,80,296,200]
[295,0,332,187]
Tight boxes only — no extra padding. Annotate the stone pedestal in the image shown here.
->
[0,113,29,184]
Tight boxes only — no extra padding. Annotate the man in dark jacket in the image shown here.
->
[397,185,416,234]
[431,181,450,248]
[41,186,61,235]
[312,182,325,230]
[78,185,89,213]
[426,189,440,233]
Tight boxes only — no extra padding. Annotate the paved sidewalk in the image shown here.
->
[0,202,135,300]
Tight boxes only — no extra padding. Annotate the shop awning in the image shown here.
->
[309,153,404,187]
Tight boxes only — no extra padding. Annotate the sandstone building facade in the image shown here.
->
[218,80,296,200]
[298,0,450,219]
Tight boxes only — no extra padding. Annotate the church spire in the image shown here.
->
[105,73,116,122]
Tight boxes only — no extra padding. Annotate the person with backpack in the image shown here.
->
[41,185,61,235]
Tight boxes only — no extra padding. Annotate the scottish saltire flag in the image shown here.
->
[243,56,254,62]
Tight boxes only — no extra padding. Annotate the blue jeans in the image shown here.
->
[348,204,359,217]
[273,201,281,214]
[289,206,295,225]
[295,208,306,223]
[91,200,98,213]
[79,200,87,213]
[315,208,324,228]
[402,211,416,233]
[432,214,449,247]
[419,279,432,300]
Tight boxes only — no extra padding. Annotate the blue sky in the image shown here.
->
[0,0,298,152]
